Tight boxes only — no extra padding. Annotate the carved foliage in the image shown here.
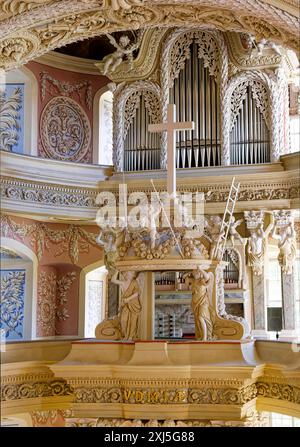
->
[0,86,23,152]
[0,214,100,264]
[40,96,91,162]
[230,79,269,131]
[169,30,221,88]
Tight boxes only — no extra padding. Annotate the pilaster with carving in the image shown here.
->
[244,210,266,276]
[271,210,297,336]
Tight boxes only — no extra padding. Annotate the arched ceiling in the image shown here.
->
[0,0,299,71]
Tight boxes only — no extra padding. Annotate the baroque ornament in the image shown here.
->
[37,270,77,336]
[244,210,266,276]
[0,2,298,71]
[1,379,73,401]
[0,214,100,264]
[271,210,297,275]
[0,270,25,338]
[40,71,92,109]
[0,86,23,152]
[40,96,91,162]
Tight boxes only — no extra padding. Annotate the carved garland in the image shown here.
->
[113,80,161,172]
[40,71,92,109]
[0,214,100,264]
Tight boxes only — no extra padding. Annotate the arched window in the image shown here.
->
[0,67,38,156]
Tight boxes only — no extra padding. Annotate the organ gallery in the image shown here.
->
[0,0,299,429]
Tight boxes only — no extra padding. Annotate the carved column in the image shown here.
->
[251,270,268,337]
[272,210,297,338]
[244,211,268,338]
[140,272,155,340]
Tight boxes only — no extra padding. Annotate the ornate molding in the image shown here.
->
[1,378,73,401]
[0,2,299,71]
[1,176,299,214]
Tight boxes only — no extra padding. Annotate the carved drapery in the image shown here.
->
[161,28,228,169]
[223,71,280,165]
[113,80,161,172]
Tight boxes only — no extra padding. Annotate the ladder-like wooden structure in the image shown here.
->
[212,177,240,260]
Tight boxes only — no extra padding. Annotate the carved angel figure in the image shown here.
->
[228,216,243,246]
[247,222,265,276]
[96,229,122,276]
[256,39,281,56]
[184,267,215,341]
[101,31,143,75]
[271,221,297,275]
[204,215,224,258]
[111,270,142,340]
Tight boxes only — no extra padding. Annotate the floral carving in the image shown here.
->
[56,271,77,322]
[40,96,91,162]
[1,379,73,401]
[0,86,22,152]
[37,270,77,336]
[37,271,56,336]
[0,32,39,68]
[0,3,298,72]
[0,270,25,339]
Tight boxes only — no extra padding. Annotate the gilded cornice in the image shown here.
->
[0,1,299,71]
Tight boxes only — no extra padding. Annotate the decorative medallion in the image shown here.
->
[40,96,91,162]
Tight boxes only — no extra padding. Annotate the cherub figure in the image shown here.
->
[102,31,143,75]
[228,216,243,246]
[256,38,281,56]
[204,215,225,258]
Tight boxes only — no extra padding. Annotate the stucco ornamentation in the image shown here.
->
[37,270,77,336]
[0,87,23,152]
[40,96,91,162]
[0,2,298,71]
[40,71,92,109]
[0,214,100,264]
[0,270,25,339]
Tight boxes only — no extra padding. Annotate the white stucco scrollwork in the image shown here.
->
[112,80,161,172]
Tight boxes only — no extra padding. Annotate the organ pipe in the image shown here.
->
[230,85,270,165]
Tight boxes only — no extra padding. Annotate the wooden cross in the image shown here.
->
[149,104,194,198]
